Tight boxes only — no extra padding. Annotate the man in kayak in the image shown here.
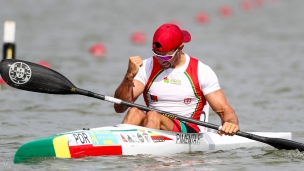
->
[114,23,239,136]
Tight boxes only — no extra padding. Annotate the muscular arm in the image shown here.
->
[114,78,144,113]
[114,56,145,113]
[205,89,239,135]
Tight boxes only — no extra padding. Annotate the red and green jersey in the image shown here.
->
[134,54,220,132]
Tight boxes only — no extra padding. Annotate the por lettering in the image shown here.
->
[73,133,91,144]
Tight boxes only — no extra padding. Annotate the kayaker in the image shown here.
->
[114,23,240,136]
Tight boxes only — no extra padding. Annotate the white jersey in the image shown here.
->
[134,54,220,120]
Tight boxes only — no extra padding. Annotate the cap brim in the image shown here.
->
[181,30,191,43]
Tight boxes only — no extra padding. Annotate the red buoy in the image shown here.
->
[90,43,106,58]
[131,31,146,45]
[219,5,233,17]
[195,12,210,24]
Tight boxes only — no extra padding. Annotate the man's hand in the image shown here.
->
[217,122,240,136]
[126,56,143,79]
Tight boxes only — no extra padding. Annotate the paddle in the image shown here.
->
[1,59,304,152]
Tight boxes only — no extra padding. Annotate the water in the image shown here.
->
[1,0,304,170]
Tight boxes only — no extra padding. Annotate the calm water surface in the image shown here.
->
[1,0,304,170]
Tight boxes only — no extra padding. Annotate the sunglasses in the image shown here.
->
[152,48,179,61]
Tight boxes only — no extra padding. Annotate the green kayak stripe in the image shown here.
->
[14,135,58,163]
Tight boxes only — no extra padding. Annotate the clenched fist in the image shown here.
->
[126,56,143,79]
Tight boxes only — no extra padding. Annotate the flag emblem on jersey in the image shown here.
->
[148,94,158,102]
[184,98,192,105]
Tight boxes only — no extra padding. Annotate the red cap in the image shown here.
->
[152,23,191,52]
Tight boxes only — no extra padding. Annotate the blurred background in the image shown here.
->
[1,0,304,170]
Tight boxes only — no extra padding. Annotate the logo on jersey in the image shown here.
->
[170,78,181,85]
[163,77,181,85]
[163,77,169,84]
[184,98,192,105]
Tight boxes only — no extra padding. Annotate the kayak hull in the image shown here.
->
[14,124,292,163]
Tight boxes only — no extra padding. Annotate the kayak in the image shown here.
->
[14,123,292,163]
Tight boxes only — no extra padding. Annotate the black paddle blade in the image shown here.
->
[267,137,304,151]
[0,59,75,94]
[237,131,304,151]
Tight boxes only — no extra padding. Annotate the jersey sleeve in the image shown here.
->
[198,62,221,95]
[134,57,153,85]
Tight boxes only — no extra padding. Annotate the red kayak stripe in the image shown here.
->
[69,145,122,158]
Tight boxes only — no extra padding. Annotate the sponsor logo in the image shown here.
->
[9,62,31,84]
[142,132,150,143]
[120,134,128,142]
[184,98,192,105]
[127,135,134,142]
[148,131,173,143]
[152,136,165,143]
[163,77,169,84]
[170,78,181,85]
[163,77,181,85]
[137,133,144,143]
[89,130,119,145]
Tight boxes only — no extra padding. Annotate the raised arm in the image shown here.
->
[205,89,240,136]
[114,56,145,113]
